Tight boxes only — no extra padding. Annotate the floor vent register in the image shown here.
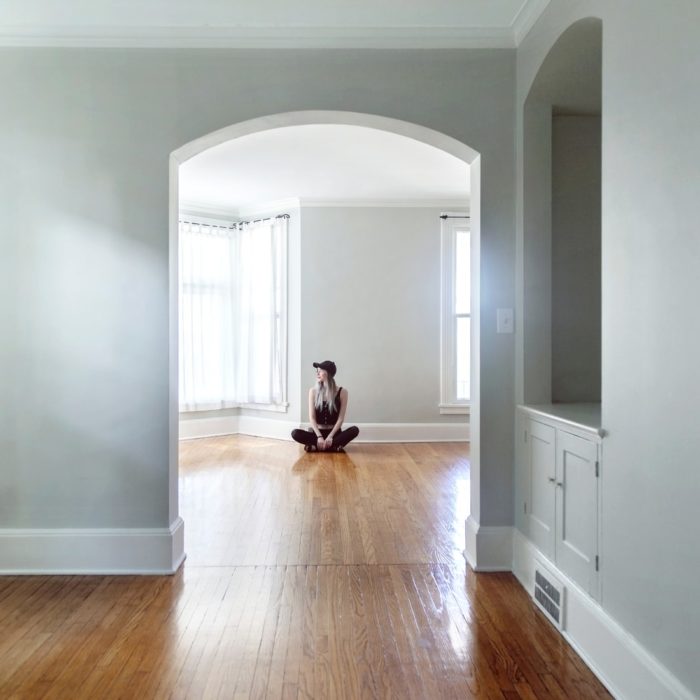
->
[534,561,565,630]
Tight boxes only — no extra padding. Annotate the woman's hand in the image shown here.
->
[317,436,325,451]
[324,436,333,450]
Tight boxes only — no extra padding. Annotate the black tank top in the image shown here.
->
[317,387,342,425]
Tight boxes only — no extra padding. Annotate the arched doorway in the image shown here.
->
[167,111,482,564]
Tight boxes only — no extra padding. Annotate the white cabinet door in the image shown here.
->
[555,430,599,595]
[526,419,556,559]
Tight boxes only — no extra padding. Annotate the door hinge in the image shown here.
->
[595,460,600,477]
[524,501,527,514]
[595,555,599,571]
[524,430,528,443]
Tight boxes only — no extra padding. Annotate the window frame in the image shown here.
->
[439,213,471,415]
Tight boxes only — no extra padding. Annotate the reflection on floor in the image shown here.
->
[180,436,470,567]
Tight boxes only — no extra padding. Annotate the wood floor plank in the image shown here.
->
[297,565,318,700]
[345,567,372,699]
[0,436,611,699]
[380,564,438,700]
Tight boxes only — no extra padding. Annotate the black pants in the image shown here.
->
[291,426,360,450]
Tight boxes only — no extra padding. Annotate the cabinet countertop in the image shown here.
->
[518,403,604,437]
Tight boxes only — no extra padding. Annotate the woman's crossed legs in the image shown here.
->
[291,426,360,452]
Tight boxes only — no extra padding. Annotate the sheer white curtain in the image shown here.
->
[179,218,287,412]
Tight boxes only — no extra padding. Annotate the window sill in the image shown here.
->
[180,401,289,414]
[439,403,470,415]
[238,402,289,413]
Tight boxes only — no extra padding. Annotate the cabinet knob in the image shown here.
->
[556,481,564,488]
[548,477,556,483]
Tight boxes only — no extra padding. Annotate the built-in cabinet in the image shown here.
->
[517,404,603,599]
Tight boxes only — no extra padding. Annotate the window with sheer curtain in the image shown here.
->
[178,217,288,412]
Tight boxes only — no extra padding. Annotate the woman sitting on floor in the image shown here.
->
[291,360,360,452]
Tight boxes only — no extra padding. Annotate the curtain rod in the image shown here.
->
[179,213,290,229]
[439,214,470,220]
[236,213,290,227]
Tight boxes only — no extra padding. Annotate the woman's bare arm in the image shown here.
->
[327,388,348,442]
[308,388,326,450]
[308,388,322,436]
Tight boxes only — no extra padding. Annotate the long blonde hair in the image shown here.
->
[314,376,338,413]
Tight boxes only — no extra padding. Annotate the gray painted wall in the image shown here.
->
[0,48,515,530]
[551,115,601,402]
[522,97,552,405]
[518,1,700,692]
[299,206,465,424]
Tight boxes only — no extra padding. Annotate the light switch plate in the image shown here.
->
[497,308,514,334]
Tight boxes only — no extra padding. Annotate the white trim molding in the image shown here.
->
[0,0,555,50]
[179,204,238,223]
[463,516,513,571]
[512,0,553,46]
[440,212,472,410]
[0,518,185,575]
[180,416,469,443]
[0,25,516,50]
[170,110,482,583]
[179,415,298,441]
[180,198,300,223]
[439,403,471,415]
[300,198,470,209]
[512,529,696,700]
[354,422,469,443]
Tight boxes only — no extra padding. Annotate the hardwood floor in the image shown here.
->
[0,436,611,699]
[180,438,469,568]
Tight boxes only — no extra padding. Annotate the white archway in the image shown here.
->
[167,111,482,563]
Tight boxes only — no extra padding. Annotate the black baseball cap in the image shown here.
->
[313,360,337,377]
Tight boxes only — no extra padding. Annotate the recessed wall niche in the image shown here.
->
[522,17,602,406]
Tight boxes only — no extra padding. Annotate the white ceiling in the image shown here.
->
[179,125,470,212]
[0,0,550,48]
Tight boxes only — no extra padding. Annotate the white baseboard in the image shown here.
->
[512,529,695,700]
[355,422,469,442]
[180,416,470,443]
[180,414,240,439]
[0,517,186,575]
[463,516,513,571]
[179,415,298,440]
[238,416,298,441]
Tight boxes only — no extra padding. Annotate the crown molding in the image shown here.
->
[179,197,301,221]
[181,198,469,213]
[237,198,301,217]
[179,202,239,221]
[0,24,516,49]
[511,0,552,46]
[299,198,470,209]
[0,1,552,50]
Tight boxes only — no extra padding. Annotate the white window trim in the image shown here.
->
[237,401,290,413]
[440,212,471,415]
[439,403,471,415]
